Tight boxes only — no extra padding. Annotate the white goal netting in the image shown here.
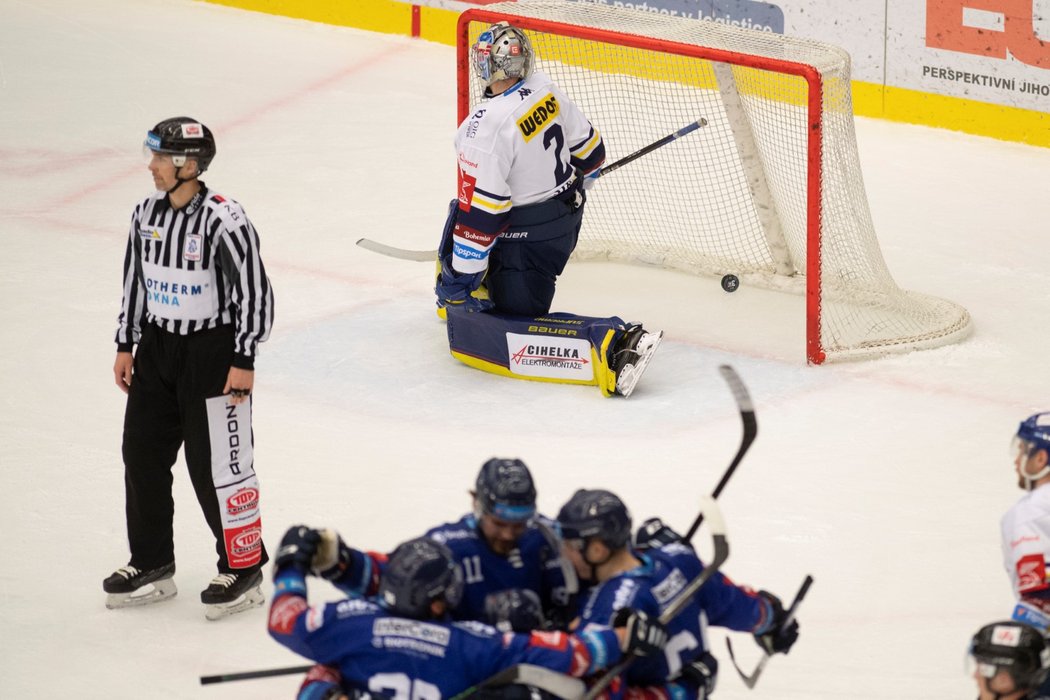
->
[460,1,972,363]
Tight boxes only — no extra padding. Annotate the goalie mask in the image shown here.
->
[1013,412,1050,491]
[471,22,534,89]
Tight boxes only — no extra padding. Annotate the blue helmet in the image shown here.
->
[557,489,632,551]
[474,458,537,523]
[1014,413,1050,489]
[378,537,463,619]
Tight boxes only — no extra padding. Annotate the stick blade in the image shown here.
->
[355,238,436,262]
[718,364,755,414]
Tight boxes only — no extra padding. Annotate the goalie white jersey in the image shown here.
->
[1001,485,1050,599]
[451,70,603,275]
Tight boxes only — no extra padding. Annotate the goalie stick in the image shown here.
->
[590,118,706,180]
[725,574,814,689]
[356,118,707,262]
[681,364,757,544]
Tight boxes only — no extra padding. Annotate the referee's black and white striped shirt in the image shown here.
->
[115,185,274,369]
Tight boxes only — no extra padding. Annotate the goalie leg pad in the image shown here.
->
[445,309,624,392]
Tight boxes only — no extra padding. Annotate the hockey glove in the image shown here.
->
[633,517,684,551]
[613,608,668,657]
[753,590,800,655]
[671,651,718,700]
[578,167,600,191]
[276,525,323,574]
[435,259,493,313]
[298,665,344,700]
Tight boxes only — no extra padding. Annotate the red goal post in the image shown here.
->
[456,1,972,364]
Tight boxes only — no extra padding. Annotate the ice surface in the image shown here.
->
[2,1,1049,697]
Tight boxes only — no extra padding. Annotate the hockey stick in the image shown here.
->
[579,495,730,700]
[199,664,312,685]
[356,118,707,262]
[590,118,706,180]
[725,574,814,690]
[448,664,587,700]
[355,237,435,262]
[681,364,757,544]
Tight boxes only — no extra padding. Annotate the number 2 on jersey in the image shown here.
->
[543,124,573,185]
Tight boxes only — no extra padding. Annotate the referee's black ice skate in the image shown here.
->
[200,569,264,621]
[612,324,663,398]
[103,562,177,609]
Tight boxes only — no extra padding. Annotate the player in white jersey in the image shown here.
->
[434,23,662,398]
[1002,413,1050,635]
[1001,412,1050,700]
[104,117,274,620]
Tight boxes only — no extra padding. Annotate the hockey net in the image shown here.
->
[458,1,971,364]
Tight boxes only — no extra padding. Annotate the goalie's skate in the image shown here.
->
[613,326,663,398]
[103,562,177,609]
[201,570,264,621]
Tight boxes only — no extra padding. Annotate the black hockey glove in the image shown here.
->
[633,517,684,551]
[613,608,668,657]
[671,651,718,700]
[276,525,323,574]
[754,590,800,655]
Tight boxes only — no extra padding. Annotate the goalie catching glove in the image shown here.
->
[614,608,668,657]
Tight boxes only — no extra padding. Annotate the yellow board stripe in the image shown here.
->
[853,81,1050,149]
[202,0,1048,149]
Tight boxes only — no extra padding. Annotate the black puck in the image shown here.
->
[721,274,740,293]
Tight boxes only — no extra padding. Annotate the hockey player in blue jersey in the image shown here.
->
[269,529,669,700]
[434,22,662,398]
[557,490,801,699]
[308,458,578,632]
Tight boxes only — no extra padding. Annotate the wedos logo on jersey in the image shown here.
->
[516,94,559,142]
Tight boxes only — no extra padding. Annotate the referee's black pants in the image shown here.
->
[121,323,268,574]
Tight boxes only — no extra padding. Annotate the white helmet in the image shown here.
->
[471,22,534,88]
